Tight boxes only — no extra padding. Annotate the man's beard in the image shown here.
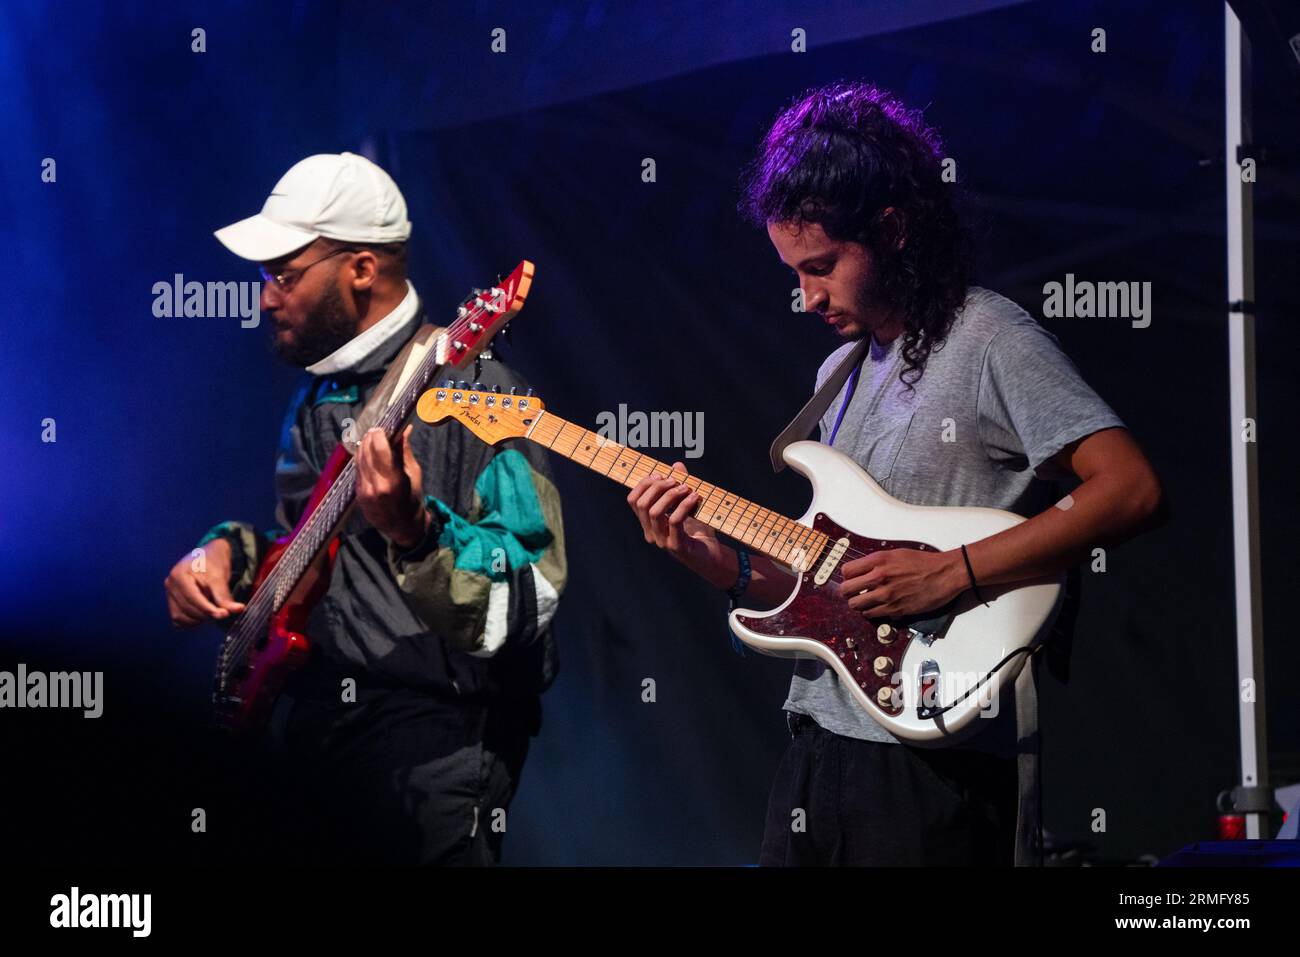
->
[272,282,358,366]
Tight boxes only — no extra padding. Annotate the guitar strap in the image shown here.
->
[769,337,870,472]
[341,321,447,455]
[769,333,1045,867]
[1013,651,1043,866]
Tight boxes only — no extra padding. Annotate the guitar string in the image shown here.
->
[221,294,499,672]
[532,407,1029,716]
[533,417,930,574]
[219,293,501,676]
[221,311,476,672]
[223,314,950,681]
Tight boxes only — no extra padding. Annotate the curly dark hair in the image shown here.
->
[740,80,972,392]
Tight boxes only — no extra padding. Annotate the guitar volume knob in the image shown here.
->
[877,623,894,642]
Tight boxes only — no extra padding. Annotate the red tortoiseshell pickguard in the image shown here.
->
[733,513,944,717]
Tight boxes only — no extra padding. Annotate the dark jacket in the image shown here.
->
[200,301,566,732]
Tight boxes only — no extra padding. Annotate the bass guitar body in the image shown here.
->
[213,445,348,733]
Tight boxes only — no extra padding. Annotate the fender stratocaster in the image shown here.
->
[416,384,1063,746]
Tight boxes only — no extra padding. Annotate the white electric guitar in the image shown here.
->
[416,386,1064,746]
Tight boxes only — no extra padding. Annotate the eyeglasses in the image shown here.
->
[258,246,356,293]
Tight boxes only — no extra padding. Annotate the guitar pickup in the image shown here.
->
[813,537,850,585]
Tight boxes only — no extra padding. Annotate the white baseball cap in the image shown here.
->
[214,152,412,262]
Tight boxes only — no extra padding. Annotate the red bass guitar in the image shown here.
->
[211,261,535,732]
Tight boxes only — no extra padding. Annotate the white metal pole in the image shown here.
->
[1224,1,1268,840]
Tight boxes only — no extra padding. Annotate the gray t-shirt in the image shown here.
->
[782,286,1126,755]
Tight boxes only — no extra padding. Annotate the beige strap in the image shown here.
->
[341,323,446,455]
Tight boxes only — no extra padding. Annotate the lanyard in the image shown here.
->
[827,356,865,447]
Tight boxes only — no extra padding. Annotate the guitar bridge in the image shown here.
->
[916,659,943,720]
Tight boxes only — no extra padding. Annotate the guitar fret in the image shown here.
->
[704,489,734,529]
[718,497,750,537]
[692,483,718,523]
[570,429,605,467]
[738,505,775,547]
[748,509,774,546]
[775,519,807,565]
[790,523,819,567]
[738,501,764,538]
[714,491,742,529]
[600,443,623,477]
[550,423,583,459]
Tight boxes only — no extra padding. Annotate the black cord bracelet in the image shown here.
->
[961,543,991,608]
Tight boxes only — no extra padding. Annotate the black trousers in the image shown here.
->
[759,712,1018,866]
[260,678,531,866]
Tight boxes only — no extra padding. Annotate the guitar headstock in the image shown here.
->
[443,260,534,369]
[416,383,546,445]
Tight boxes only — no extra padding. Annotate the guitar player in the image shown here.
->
[626,82,1166,865]
[163,152,567,864]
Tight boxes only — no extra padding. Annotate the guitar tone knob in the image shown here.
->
[876,687,893,706]
[873,656,892,677]
[877,623,894,643]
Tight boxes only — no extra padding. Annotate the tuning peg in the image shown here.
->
[509,386,518,395]
[524,387,535,397]
[440,379,454,388]
[456,380,469,390]
[490,384,501,393]
[471,382,484,391]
